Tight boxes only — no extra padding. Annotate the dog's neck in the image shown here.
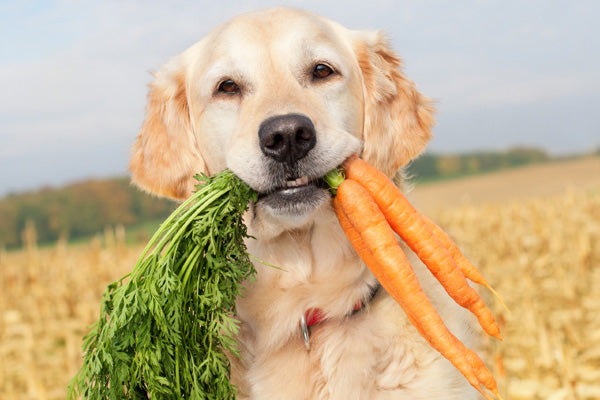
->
[237,203,375,353]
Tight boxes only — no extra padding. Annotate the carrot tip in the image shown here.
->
[475,385,495,400]
[478,384,504,400]
[488,327,502,341]
[480,319,502,340]
[493,389,504,400]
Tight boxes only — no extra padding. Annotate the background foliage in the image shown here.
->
[406,147,551,182]
[0,179,174,248]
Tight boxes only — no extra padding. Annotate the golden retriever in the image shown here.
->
[129,7,480,399]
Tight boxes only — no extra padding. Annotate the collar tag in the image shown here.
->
[299,314,310,350]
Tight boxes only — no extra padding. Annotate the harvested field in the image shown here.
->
[410,156,600,213]
[434,187,600,400]
[0,232,139,400]
[411,156,600,399]
[1,158,599,399]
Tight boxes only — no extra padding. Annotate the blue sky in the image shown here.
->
[1,0,599,195]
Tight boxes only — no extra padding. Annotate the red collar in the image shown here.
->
[304,300,363,327]
[299,284,381,350]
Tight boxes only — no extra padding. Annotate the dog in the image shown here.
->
[129,7,480,399]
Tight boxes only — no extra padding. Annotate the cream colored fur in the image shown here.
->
[130,7,479,399]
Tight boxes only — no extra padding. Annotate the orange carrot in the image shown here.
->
[335,181,499,399]
[343,156,501,340]
[333,196,388,286]
[421,215,509,313]
[466,351,503,400]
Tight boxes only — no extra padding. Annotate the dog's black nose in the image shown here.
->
[258,114,316,164]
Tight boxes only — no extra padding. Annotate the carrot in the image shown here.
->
[343,156,501,340]
[421,215,509,314]
[334,181,499,399]
[333,197,390,288]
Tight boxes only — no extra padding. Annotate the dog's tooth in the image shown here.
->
[283,177,309,188]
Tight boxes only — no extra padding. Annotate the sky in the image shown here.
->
[1,0,599,195]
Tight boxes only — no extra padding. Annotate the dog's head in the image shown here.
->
[130,7,434,230]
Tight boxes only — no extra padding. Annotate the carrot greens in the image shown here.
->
[68,170,257,400]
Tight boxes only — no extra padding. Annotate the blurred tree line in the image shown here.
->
[407,147,550,182]
[0,178,175,248]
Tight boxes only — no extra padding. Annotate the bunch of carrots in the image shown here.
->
[327,156,505,400]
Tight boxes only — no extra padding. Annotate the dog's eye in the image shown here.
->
[218,79,240,94]
[313,64,334,80]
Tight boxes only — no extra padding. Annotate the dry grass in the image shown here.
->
[0,229,140,400]
[434,187,600,400]
[1,159,599,399]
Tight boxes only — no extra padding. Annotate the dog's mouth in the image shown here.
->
[258,175,329,197]
[257,175,331,215]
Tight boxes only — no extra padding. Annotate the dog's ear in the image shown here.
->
[355,31,435,177]
[129,58,207,200]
